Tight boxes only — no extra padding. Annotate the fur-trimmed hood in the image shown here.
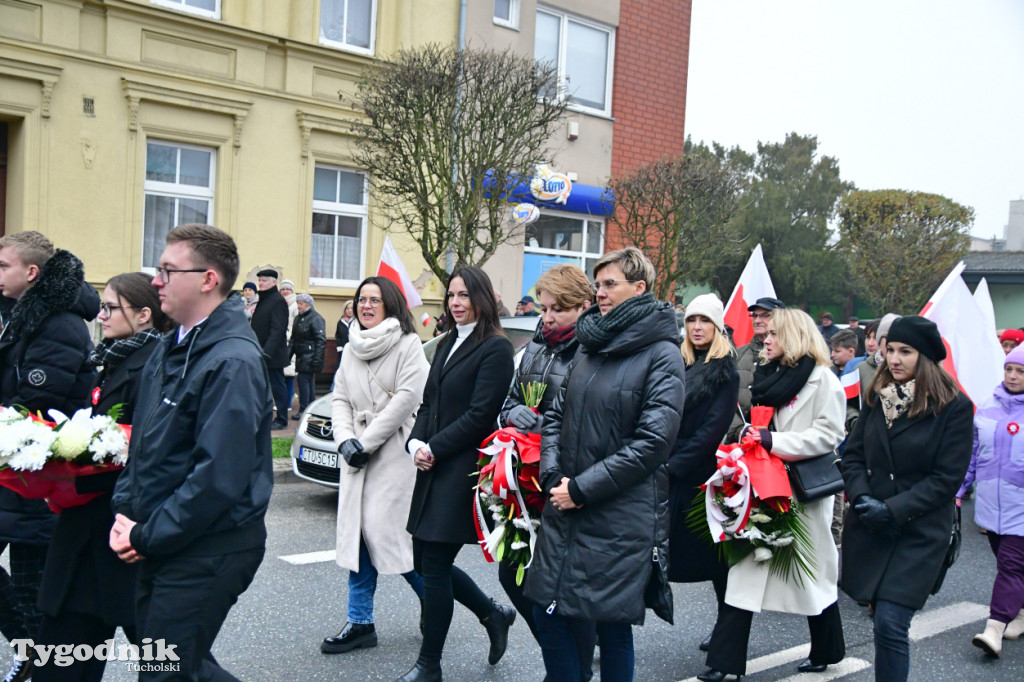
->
[684,349,738,409]
[3,250,98,342]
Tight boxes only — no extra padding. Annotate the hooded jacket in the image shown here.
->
[111,295,274,558]
[250,285,289,369]
[498,320,579,427]
[0,249,99,544]
[524,303,685,624]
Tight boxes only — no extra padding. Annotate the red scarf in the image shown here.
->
[541,323,576,347]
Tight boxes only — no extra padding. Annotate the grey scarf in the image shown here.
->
[575,293,661,352]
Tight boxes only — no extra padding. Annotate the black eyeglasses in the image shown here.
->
[156,267,207,283]
[99,303,135,317]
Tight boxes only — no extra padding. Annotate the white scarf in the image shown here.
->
[346,317,403,361]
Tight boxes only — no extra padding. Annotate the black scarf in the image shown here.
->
[685,349,737,409]
[575,293,661,351]
[88,328,162,369]
[750,355,816,408]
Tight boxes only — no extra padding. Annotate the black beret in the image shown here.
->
[256,268,278,279]
[886,315,946,363]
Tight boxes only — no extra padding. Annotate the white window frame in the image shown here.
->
[142,140,216,271]
[535,7,615,118]
[523,210,605,274]
[150,0,221,20]
[319,0,377,56]
[493,0,520,30]
[310,164,369,287]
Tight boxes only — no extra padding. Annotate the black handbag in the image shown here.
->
[784,452,845,503]
[931,504,962,594]
[643,546,673,625]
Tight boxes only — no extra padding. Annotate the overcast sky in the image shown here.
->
[685,0,1024,239]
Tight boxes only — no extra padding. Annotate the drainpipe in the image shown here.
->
[446,0,467,274]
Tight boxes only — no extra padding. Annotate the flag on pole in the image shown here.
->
[920,262,1003,404]
[376,236,423,308]
[723,245,777,347]
[973,277,997,337]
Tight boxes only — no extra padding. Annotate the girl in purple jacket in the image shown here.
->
[958,345,1024,656]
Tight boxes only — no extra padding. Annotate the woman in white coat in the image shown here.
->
[321,276,430,655]
[699,308,846,681]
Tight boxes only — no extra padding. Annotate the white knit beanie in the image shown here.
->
[684,293,726,333]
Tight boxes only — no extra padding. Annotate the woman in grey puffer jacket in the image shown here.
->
[525,248,685,682]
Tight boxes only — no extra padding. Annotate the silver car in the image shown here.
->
[290,316,539,487]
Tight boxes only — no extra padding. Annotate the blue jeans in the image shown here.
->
[533,605,633,682]
[873,600,915,682]
[348,539,424,625]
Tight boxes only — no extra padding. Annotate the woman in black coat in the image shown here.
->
[34,273,171,682]
[497,264,595,680]
[840,316,974,682]
[288,293,326,415]
[666,295,739,650]
[398,267,517,682]
[525,248,686,682]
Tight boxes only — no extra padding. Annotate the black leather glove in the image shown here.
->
[853,495,899,538]
[339,439,368,469]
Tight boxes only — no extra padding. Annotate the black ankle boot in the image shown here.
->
[396,657,442,682]
[480,600,516,665]
[320,622,377,654]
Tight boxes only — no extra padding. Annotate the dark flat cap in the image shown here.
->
[519,295,535,304]
[886,315,946,363]
[257,268,278,279]
[748,297,786,311]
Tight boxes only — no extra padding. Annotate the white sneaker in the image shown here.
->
[1004,609,1024,640]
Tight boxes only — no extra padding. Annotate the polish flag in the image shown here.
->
[376,236,423,308]
[723,245,777,347]
[841,371,861,406]
[920,262,1003,404]
[972,277,997,337]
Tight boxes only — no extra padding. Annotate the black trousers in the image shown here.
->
[413,539,496,664]
[33,612,138,682]
[268,368,288,421]
[0,541,47,643]
[135,548,264,681]
[706,600,845,675]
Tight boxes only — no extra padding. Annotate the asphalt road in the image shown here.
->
[6,465,1016,681]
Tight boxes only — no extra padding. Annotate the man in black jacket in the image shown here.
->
[250,268,290,429]
[0,231,98,682]
[110,224,273,681]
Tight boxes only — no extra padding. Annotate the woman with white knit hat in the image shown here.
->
[667,294,740,656]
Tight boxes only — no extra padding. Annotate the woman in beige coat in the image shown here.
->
[699,308,846,681]
[321,277,429,655]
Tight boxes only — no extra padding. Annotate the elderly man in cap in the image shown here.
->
[819,311,840,343]
[726,296,786,442]
[251,268,290,429]
[519,295,539,316]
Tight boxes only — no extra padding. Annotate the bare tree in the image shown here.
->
[353,44,567,281]
[610,150,747,300]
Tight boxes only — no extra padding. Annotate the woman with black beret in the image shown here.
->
[840,315,974,682]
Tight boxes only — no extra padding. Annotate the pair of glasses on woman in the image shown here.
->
[591,279,638,294]
[99,303,134,317]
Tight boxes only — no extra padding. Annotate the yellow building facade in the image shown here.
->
[0,0,458,328]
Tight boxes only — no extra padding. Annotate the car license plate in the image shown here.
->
[300,447,338,468]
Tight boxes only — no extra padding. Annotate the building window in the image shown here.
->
[494,0,519,29]
[151,0,220,20]
[522,213,604,296]
[311,165,368,285]
[143,141,215,269]
[534,8,614,116]
[320,0,376,55]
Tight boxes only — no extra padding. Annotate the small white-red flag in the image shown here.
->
[376,236,423,309]
[841,370,861,406]
[723,245,777,347]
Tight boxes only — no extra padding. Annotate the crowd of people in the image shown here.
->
[0,226,1019,681]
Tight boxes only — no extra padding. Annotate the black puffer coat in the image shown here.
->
[0,250,98,544]
[667,349,739,583]
[288,308,326,374]
[524,303,685,624]
[498,321,578,427]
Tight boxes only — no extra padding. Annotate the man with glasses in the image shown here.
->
[110,224,272,681]
[0,230,99,682]
[726,296,786,442]
[250,268,290,429]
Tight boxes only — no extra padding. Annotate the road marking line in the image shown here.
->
[279,550,336,565]
[775,657,872,681]
[909,601,989,641]
[676,601,987,682]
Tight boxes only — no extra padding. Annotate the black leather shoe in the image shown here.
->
[699,631,713,651]
[271,418,288,430]
[696,668,741,681]
[395,658,442,682]
[291,413,302,421]
[320,622,377,654]
[796,658,828,673]
[480,600,516,665]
